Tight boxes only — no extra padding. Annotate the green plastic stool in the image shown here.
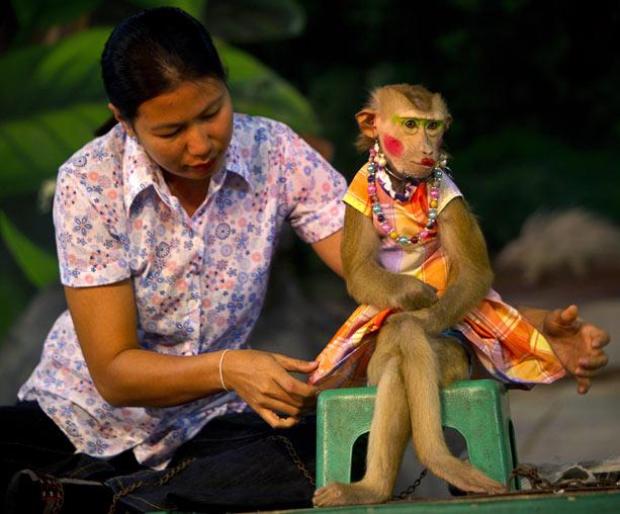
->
[316,379,518,490]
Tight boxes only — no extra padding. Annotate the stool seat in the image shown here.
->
[316,379,517,489]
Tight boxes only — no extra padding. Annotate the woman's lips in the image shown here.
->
[189,160,215,172]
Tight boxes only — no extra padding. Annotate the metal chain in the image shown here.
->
[107,457,195,514]
[392,468,428,500]
[273,435,316,487]
[511,464,620,492]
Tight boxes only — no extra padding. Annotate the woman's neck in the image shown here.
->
[163,172,209,217]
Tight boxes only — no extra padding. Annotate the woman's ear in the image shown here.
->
[107,103,136,138]
[355,109,377,139]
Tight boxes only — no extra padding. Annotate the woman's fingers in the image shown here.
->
[228,350,319,423]
[259,409,300,429]
[272,353,319,374]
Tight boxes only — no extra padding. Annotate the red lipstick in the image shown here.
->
[420,157,435,167]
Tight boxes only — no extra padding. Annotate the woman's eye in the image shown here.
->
[159,130,180,138]
[427,121,440,131]
[404,119,417,130]
[201,110,217,120]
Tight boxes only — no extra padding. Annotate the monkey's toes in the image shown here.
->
[313,484,348,507]
[313,482,389,507]
[453,471,507,495]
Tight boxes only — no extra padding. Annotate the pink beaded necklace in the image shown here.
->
[367,142,444,247]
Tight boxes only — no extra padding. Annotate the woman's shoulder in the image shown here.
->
[55,124,129,210]
[59,123,127,179]
[231,113,300,148]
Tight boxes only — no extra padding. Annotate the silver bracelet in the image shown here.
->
[219,349,231,392]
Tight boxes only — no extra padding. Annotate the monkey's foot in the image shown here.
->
[313,482,390,507]
[427,456,507,495]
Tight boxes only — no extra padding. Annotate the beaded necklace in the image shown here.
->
[367,143,443,247]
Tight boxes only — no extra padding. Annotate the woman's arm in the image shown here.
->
[65,280,318,427]
[311,229,344,277]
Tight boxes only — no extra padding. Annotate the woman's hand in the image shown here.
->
[222,350,319,428]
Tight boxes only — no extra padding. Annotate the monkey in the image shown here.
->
[309,84,567,506]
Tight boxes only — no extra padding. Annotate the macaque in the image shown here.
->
[310,84,543,506]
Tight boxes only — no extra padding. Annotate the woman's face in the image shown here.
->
[120,77,234,186]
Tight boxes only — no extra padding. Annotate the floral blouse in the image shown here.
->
[18,114,347,468]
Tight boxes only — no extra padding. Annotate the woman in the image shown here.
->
[1,7,609,514]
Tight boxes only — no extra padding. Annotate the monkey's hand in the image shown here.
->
[389,276,439,311]
[526,305,610,394]
[408,303,454,335]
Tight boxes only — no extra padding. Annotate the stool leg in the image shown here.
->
[316,387,377,488]
[314,357,409,506]
[442,380,515,487]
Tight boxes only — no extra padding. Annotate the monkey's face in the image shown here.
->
[375,97,447,179]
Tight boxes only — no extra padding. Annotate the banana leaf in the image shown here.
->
[0,211,58,288]
[205,0,305,43]
[218,40,320,135]
[12,0,103,44]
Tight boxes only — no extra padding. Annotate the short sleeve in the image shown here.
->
[343,164,372,216]
[53,165,131,287]
[437,173,463,212]
[281,126,347,243]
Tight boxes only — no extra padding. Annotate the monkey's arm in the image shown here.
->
[342,205,437,310]
[419,198,493,333]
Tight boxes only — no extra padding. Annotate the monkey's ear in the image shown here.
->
[355,109,377,138]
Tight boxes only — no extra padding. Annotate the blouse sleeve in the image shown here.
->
[279,125,348,243]
[343,164,372,217]
[437,172,464,213]
[53,163,131,287]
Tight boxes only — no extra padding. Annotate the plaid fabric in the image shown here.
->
[309,164,566,389]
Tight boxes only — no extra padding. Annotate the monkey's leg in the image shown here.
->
[399,318,506,494]
[313,335,410,507]
[432,334,470,387]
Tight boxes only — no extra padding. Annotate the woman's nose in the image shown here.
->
[186,124,212,158]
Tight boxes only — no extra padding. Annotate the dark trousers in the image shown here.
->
[1,402,317,512]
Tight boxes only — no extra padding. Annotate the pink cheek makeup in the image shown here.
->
[382,134,404,158]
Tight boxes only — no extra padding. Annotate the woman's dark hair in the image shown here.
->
[101,7,226,121]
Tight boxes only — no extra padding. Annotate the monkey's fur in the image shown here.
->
[313,85,506,507]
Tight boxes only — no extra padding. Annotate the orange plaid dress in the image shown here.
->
[309,164,566,390]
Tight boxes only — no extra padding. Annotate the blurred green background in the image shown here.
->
[0,0,619,342]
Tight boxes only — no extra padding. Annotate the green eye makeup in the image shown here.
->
[391,116,445,133]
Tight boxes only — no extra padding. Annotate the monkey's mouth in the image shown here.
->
[420,157,436,167]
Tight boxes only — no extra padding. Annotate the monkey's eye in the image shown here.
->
[403,119,418,130]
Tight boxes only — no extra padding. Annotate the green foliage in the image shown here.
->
[218,40,319,135]
[12,0,103,43]
[1,28,108,119]
[205,0,305,43]
[0,28,112,198]
[0,0,319,343]
[0,261,34,338]
[453,128,620,250]
[128,0,207,21]
[0,211,58,288]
